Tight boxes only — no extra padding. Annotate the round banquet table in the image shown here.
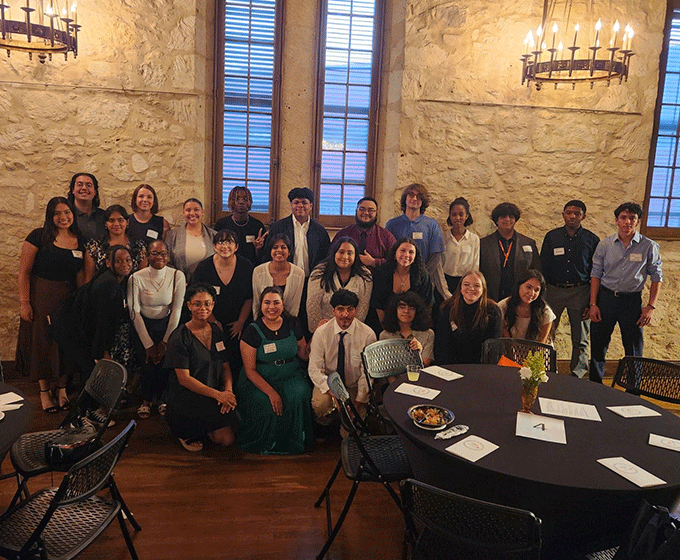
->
[0,382,31,462]
[383,365,680,558]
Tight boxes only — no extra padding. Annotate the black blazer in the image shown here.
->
[479,231,541,302]
[268,215,331,272]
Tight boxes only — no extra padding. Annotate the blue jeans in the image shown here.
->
[589,288,643,382]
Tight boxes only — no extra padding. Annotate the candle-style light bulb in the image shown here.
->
[551,23,558,49]
[628,27,634,50]
[573,23,580,47]
[558,41,563,52]
[613,20,620,48]
[594,18,601,48]
[537,25,543,38]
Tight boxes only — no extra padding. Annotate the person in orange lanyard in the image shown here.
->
[479,202,541,303]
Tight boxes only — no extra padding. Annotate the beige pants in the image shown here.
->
[311,386,367,420]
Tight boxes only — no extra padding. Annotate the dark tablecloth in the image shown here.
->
[0,383,31,463]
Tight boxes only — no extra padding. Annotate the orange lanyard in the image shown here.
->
[499,239,513,268]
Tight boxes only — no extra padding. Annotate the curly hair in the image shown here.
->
[381,291,431,333]
[399,183,430,214]
[309,236,371,293]
[441,270,496,333]
[503,269,548,341]
[491,202,521,224]
[383,238,428,280]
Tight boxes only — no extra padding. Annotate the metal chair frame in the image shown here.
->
[611,356,680,405]
[0,420,140,560]
[400,478,542,560]
[481,338,557,373]
[10,359,127,507]
[314,372,411,560]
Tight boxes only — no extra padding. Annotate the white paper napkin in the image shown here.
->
[421,366,463,381]
[0,392,23,406]
[607,405,661,418]
[394,383,441,400]
[649,433,680,453]
[597,457,666,487]
[446,435,499,462]
[0,403,23,412]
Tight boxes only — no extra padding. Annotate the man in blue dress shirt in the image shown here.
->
[588,202,662,382]
[385,183,444,277]
[540,200,600,378]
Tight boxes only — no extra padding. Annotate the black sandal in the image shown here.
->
[40,389,60,414]
[56,386,71,411]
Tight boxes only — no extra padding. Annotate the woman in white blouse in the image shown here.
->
[252,233,305,317]
[165,198,216,282]
[128,239,186,418]
[438,197,480,300]
[306,237,372,332]
[498,269,555,343]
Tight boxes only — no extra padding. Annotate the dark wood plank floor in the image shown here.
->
[0,380,404,560]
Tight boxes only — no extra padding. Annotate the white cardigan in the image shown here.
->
[251,262,306,317]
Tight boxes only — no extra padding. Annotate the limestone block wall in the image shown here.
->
[0,0,213,359]
[385,0,680,363]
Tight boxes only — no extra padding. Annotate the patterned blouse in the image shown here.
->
[86,237,147,276]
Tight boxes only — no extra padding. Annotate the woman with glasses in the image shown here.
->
[83,204,147,282]
[128,239,186,418]
[434,270,502,364]
[379,291,434,367]
[164,284,238,452]
[193,229,253,378]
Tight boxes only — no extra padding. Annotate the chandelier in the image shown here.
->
[520,1,635,90]
[0,0,80,64]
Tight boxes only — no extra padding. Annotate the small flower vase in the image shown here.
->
[521,384,538,413]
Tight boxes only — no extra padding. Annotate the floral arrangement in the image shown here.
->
[519,351,549,390]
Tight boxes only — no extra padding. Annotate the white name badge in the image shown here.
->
[449,321,458,332]
[461,245,472,253]
[522,245,533,253]
[412,231,424,240]
[71,250,83,259]
[263,343,277,354]
[216,341,226,351]
[553,247,565,256]
[246,235,256,243]
[147,229,158,239]
[213,286,221,295]
[630,253,642,262]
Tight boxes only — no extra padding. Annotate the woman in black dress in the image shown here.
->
[165,284,237,452]
[127,184,170,244]
[17,196,85,413]
[434,270,502,364]
[193,229,254,378]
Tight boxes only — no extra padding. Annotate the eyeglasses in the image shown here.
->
[189,301,214,308]
[215,240,235,246]
[149,251,169,257]
[357,207,377,215]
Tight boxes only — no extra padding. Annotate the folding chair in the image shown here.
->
[362,338,423,434]
[0,420,140,560]
[314,372,411,560]
[611,356,680,405]
[481,338,557,373]
[400,478,542,560]
[9,359,127,507]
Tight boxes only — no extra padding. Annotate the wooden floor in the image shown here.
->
[1,376,678,560]
[0,379,404,560]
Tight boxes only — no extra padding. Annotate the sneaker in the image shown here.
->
[86,408,116,429]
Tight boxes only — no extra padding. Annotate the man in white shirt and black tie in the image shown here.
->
[308,289,377,421]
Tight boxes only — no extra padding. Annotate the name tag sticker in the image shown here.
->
[461,245,472,253]
[264,343,277,354]
[213,286,221,295]
[147,229,158,239]
[71,250,83,259]
[522,245,533,253]
[246,235,256,243]
[553,247,565,256]
[216,341,226,351]
[412,232,424,240]
[630,253,642,262]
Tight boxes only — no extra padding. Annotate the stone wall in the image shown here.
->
[386,0,680,363]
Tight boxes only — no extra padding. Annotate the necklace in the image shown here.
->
[231,214,250,227]
[263,317,282,336]
[394,270,410,291]
[148,268,167,291]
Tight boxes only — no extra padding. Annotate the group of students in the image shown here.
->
[16,174,662,454]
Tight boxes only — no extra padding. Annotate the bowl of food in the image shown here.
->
[407,404,454,431]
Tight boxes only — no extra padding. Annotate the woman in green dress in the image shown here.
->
[237,286,314,454]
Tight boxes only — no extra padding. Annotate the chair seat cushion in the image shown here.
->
[341,435,411,481]
[11,427,97,476]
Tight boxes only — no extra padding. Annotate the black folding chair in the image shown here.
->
[314,372,411,560]
[361,338,423,434]
[481,338,557,373]
[0,420,140,560]
[10,359,127,507]
[611,356,680,405]
[400,478,542,560]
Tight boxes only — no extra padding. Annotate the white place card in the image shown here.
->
[607,405,661,418]
[539,397,602,421]
[394,383,440,400]
[0,403,23,412]
[446,435,499,462]
[597,457,666,488]
[422,366,463,381]
[515,412,567,444]
[649,433,680,453]
[0,392,23,405]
